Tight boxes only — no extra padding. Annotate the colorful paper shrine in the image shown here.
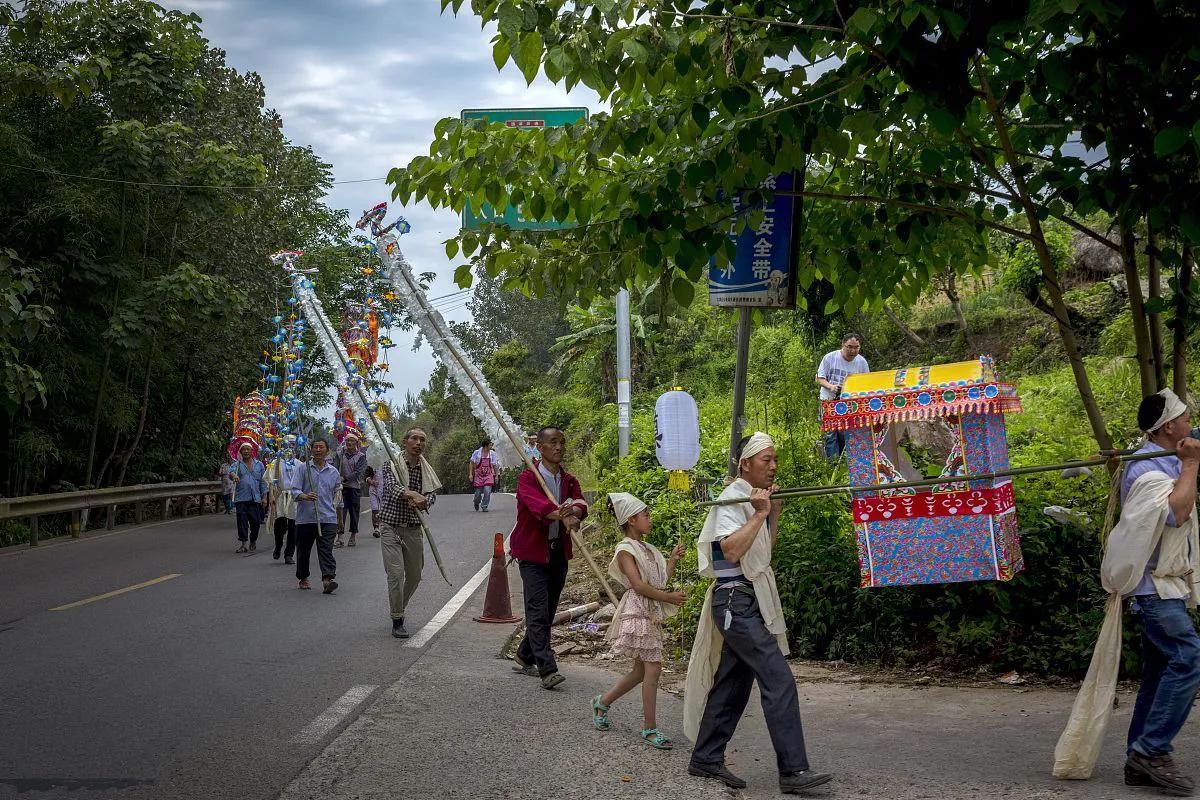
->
[821,356,1024,588]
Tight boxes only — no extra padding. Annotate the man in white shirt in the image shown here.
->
[815,333,868,459]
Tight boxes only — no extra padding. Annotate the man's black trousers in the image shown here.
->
[516,546,568,677]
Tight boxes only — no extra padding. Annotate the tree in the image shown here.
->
[394,0,1200,451]
[0,0,353,494]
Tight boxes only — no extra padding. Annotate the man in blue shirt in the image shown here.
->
[292,438,341,593]
[229,442,268,553]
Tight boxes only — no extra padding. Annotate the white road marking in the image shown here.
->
[290,685,379,744]
[404,560,491,649]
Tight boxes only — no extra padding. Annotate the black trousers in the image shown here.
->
[516,545,568,677]
[295,522,337,581]
[273,517,295,558]
[691,586,811,774]
[341,487,361,534]
[234,501,261,543]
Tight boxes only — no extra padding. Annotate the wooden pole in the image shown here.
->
[379,231,618,605]
[699,448,1178,508]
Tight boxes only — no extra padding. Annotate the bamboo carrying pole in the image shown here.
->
[289,266,452,584]
[698,448,1181,509]
[373,229,620,606]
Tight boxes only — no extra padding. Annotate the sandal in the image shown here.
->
[591,695,611,731]
[641,728,673,750]
[348,536,356,547]
[334,537,345,548]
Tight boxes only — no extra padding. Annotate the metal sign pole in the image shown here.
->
[727,308,753,478]
[615,288,632,458]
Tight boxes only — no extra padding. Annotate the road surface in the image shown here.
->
[0,494,510,800]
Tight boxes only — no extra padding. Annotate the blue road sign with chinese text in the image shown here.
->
[708,172,797,308]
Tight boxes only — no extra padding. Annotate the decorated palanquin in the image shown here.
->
[821,356,1024,588]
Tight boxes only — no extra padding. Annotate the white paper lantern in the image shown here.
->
[655,388,700,490]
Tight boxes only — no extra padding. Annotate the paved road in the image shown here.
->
[0,494,512,800]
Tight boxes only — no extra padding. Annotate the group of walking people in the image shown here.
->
[511,387,1200,798]
[510,426,831,794]
[219,427,438,638]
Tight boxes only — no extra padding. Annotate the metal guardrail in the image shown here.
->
[0,481,223,547]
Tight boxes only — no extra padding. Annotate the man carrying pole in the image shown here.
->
[683,432,832,794]
[377,427,441,639]
[510,426,589,690]
[1055,389,1200,794]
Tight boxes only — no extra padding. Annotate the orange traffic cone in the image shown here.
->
[474,532,520,623]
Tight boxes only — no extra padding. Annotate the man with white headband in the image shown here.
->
[683,432,831,794]
[1054,389,1200,794]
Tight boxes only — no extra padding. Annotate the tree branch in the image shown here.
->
[657,10,842,33]
[773,189,1035,240]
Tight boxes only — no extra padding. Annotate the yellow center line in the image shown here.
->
[50,573,183,611]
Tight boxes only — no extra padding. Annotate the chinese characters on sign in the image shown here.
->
[708,172,798,308]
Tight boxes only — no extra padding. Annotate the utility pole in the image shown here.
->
[726,308,752,478]
[615,288,632,458]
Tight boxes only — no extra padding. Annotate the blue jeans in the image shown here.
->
[822,430,847,460]
[1128,595,1200,757]
[474,484,492,511]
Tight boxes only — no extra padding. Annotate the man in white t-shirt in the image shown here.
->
[815,333,868,459]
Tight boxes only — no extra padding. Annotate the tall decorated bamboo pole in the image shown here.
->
[357,205,618,605]
[272,250,451,584]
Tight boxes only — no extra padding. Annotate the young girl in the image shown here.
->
[592,492,687,749]
[365,465,381,538]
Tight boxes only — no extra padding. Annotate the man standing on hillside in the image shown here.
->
[815,333,869,459]
[510,426,588,690]
[377,427,441,639]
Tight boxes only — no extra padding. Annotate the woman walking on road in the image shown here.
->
[592,492,686,750]
[470,439,496,512]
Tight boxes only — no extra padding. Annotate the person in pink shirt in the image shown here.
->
[469,439,497,512]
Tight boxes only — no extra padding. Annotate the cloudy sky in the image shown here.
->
[168,0,598,406]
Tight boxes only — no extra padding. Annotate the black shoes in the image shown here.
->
[392,618,409,639]
[272,549,281,560]
[284,556,294,565]
[322,579,338,594]
[1127,752,1196,796]
[687,761,747,789]
[249,542,256,552]
[780,770,834,794]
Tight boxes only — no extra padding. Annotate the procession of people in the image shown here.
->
[218,335,1200,799]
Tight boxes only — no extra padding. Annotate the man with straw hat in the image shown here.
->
[1055,389,1200,795]
[683,432,832,794]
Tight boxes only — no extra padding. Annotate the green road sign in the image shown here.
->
[460,107,589,231]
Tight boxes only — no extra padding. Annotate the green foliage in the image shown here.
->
[0,0,351,492]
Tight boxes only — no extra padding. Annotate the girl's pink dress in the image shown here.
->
[611,541,667,663]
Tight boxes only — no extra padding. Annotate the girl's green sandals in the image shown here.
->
[591,695,610,731]
[641,728,673,749]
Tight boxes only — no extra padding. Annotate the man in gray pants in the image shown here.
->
[377,428,438,639]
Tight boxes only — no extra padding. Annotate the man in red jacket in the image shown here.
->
[510,426,588,689]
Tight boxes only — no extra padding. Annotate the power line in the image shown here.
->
[0,161,388,190]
